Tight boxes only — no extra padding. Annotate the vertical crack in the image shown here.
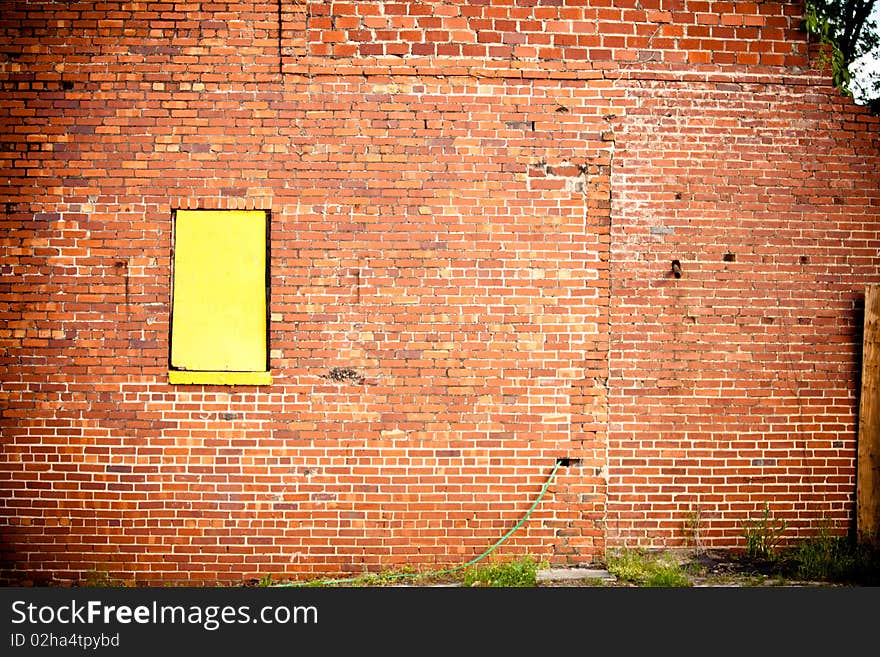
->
[277,0,284,76]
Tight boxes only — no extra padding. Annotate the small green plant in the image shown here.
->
[645,567,691,587]
[741,503,788,562]
[578,576,611,587]
[786,523,880,585]
[792,532,854,582]
[345,572,385,586]
[83,570,113,587]
[462,556,542,587]
[606,549,691,587]
[283,564,452,588]
[347,565,422,586]
[82,567,128,587]
[257,574,274,587]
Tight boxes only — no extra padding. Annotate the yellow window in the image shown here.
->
[169,209,272,385]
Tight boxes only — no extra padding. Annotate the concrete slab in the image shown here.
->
[537,568,612,583]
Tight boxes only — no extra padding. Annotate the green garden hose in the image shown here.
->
[276,460,562,587]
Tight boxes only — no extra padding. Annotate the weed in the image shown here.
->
[741,503,787,562]
[83,571,110,587]
[297,565,431,587]
[462,556,542,587]
[257,574,274,587]
[645,567,691,587]
[785,524,880,585]
[606,549,691,587]
[683,504,704,553]
[347,565,421,586]
[82,568,127,587]
[578,576,610,587]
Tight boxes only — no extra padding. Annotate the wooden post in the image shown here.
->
[858,285,880,548]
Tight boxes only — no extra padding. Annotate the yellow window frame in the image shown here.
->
[169,209,272,385]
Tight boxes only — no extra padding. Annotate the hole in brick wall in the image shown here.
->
[61,79,74,90]
[723,252,736,262]
[555,105,569,113]
[671,260,682,278]
[556,458,582,467]
[504,120,535,131]
[800,255,810,265]
[674,192,682,200]
[323,367,365,384]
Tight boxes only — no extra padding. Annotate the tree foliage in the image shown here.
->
[805,1,880,111]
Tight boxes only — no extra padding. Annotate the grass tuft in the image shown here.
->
[784,526,880,585]
[462,556,542,587]
[606,549,691,587]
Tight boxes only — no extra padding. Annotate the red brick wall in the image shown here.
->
[293,0,807,65]
[608,75,880,549]
[1,1,879,584]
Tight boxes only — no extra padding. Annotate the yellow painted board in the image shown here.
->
[168,370,272,386]
[171,210,267,373]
